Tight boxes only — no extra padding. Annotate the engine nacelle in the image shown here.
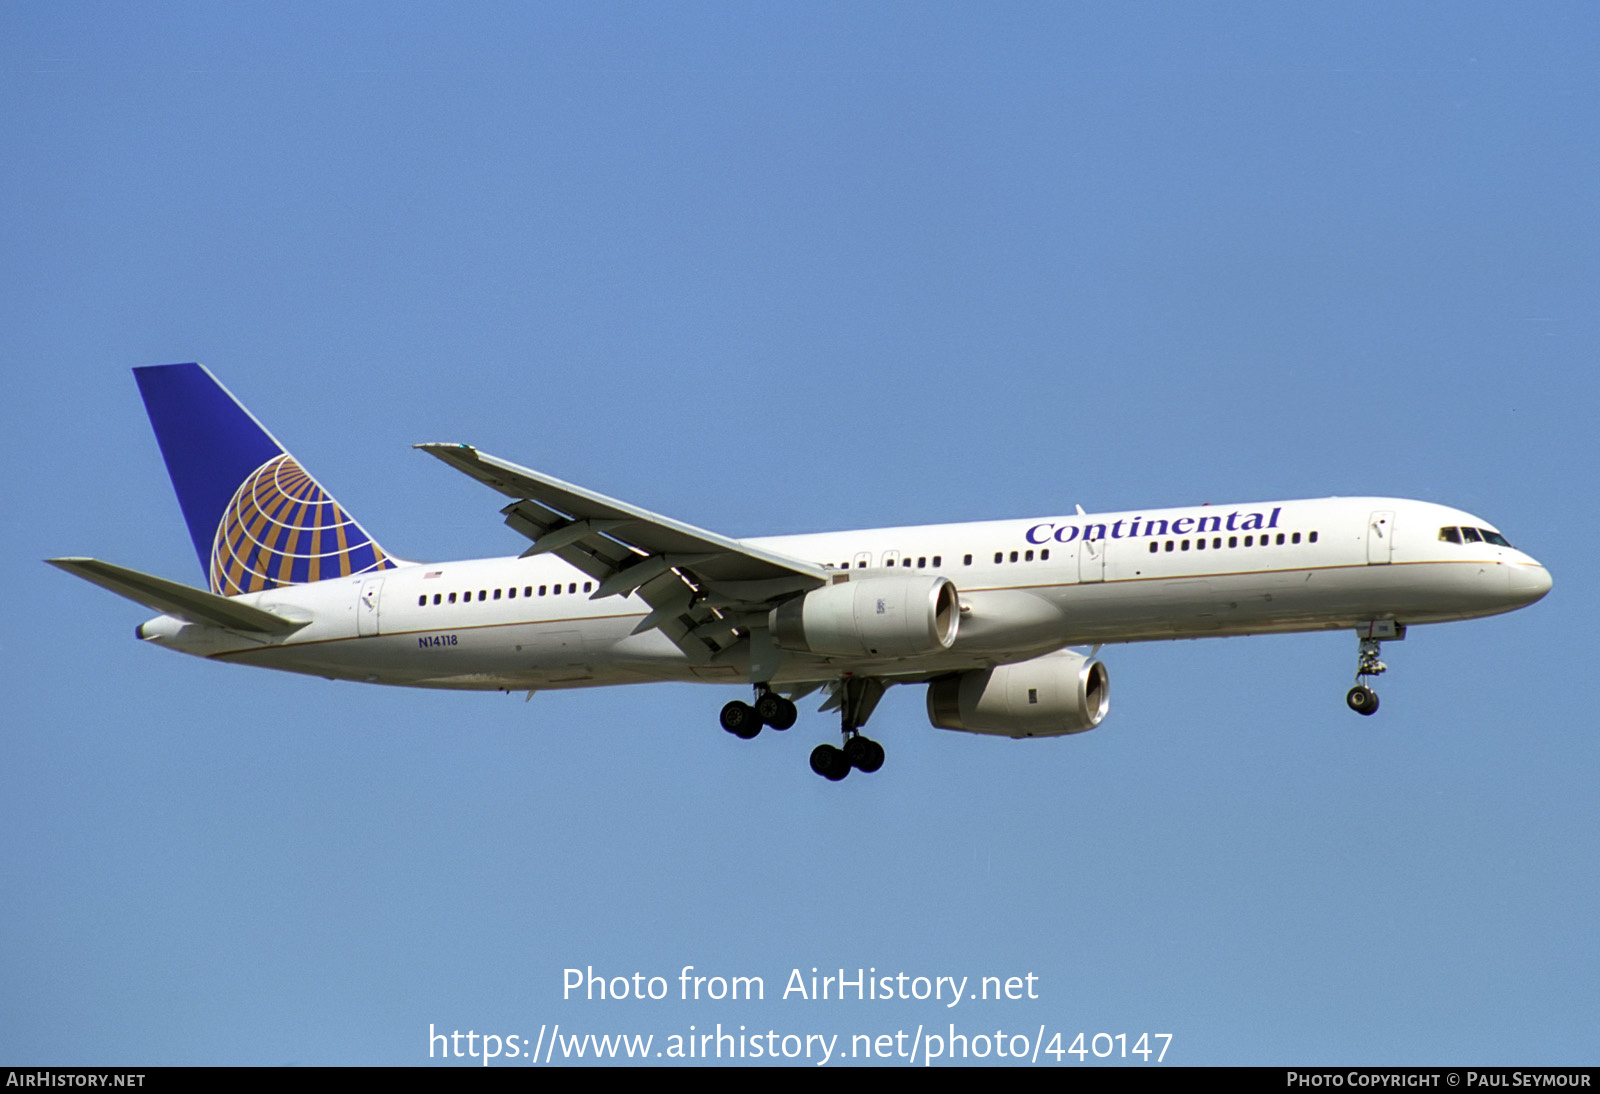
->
[770,574,960,658]
[926,648,1109,738]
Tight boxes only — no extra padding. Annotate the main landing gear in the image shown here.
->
[719,685,797,740]
[808,677,887,782]
[809,735,885,782]
[722,678,889,781]
[1345,633,1389,716]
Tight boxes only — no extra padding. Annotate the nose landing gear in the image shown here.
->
[1346,624,1403,716]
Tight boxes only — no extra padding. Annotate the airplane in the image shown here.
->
[50,363,1553,781]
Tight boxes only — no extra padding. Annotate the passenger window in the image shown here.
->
[1181,540,1190,551]
[1150,542,1159,554]
[1276,534,1285,545]
[1291,532,1301,544]
[449,592,457,604]
[539,585,547,596]
[1009,551,1019,563]
[963,554,972,565]
[418,595,426,607]
[1244,536,1253,546]
[1040,549,1048,561]
[1309,531,1318,544]
[902,558,912,568]
[493,589,502,600]
[569,583,577,594]
[1024,550,1033,562]
[1196,538,1206,550]
[1165,541,1174,552]
[433,594,441,605]
[918,556,927,567]
[933,556,942,567]
[584,582,593,592]
[994,552,1003,564]
[1228,536,1237,548]
[552,584,560,595]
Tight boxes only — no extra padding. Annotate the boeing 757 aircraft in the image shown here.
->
[51,364,1552,780]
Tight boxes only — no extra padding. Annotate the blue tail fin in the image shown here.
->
[133,363,395,596]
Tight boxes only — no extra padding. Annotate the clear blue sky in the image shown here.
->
[4,2,1596,1066]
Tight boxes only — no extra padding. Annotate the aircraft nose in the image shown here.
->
[1506,561,1553,606]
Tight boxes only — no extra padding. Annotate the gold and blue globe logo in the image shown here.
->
[209,454,391,595]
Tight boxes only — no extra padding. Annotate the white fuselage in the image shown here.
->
[138,496,1551,691]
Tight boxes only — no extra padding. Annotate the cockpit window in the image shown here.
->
[1441,525,1512,547]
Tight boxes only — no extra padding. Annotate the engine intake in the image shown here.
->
[926,648,1109,737]
[770,574,960,658]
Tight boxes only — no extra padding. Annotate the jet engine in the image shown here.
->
[770,574,960,658]
[926,648,1109,737]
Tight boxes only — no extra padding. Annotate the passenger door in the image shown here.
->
[1079,538,1106,583]
[1367,511,1394,564]
[357,577,384,636]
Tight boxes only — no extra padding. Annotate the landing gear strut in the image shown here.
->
[720,684,797,740]
[809,677,887,781]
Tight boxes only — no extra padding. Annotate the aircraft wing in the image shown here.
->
[416,444,831,662]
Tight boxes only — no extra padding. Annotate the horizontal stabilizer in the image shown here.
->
[46,557,309,634]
